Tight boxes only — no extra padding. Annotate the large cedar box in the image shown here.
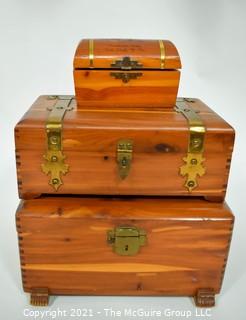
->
[73,39,181,108]
[16,196,234,307]
[15,95,234,201]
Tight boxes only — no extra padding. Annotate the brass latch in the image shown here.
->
[110,56,143,83]
[117,139,133,179]
[175,98,206,192]
[107,226,147,256]
[41,96,73,191]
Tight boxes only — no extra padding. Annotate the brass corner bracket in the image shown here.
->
[175,98,206,192]
[41,96,73,191]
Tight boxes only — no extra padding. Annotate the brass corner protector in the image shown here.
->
[175,99,206,192]
[41,96,73,191]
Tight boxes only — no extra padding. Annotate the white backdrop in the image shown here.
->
[0,0,246,319]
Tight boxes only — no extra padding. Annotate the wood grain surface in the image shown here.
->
[16,197,234,297]
[15,96,235,200]
[74,70,180,108]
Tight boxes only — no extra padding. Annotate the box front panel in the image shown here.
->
[74,70,180,108]
[17,209,233,296]
[17,145,231,200]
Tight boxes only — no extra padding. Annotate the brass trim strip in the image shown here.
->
[175,100,205,153]
[41,96,73,191]
[89,39,94,68]
[159,40,165,69]
[175,99,206,192]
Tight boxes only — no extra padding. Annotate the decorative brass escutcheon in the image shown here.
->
[111,56,143,70]
[107,226,147,256]
[110,72,143,83]
[117,139,133,179]
[110,56,143,83]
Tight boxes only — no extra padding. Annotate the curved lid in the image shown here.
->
[74,39,181,70]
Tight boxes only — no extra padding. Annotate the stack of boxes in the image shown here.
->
[15,39,235,307]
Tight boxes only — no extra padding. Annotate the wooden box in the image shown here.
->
[16,196,234,307]
[15,95,234,201]
[73,39,181,108]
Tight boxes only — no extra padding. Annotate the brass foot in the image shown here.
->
[195,288,215,307]
[30,288,49,306]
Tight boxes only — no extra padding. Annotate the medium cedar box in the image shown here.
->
[16,196,234,307]
[15,95,234,201]
[73,39,181,108]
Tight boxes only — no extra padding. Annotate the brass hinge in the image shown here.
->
[175,98,206,192]
[41,96,73,191]
[110,56,143,83]
[117,139,133,179]
[107,226,147,256]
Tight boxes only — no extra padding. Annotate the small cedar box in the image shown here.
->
[15,95,234,201]
[16,196,234,307]
[73,39,181,108]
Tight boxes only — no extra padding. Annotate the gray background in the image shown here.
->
[0,0,246,319]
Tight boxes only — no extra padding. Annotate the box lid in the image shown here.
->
[73,39,181,70]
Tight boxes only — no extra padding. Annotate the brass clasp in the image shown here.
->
[110,56,143,83]
[107,226,147,256]
[117,139,133,179]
